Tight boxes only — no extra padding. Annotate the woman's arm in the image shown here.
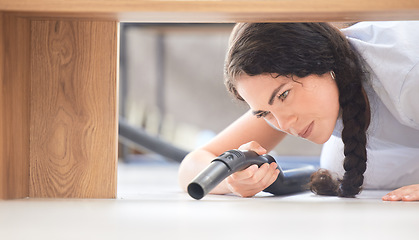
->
[178,110,287,196]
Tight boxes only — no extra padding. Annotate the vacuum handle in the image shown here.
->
[214,150,276,172]
[187,150,282,200]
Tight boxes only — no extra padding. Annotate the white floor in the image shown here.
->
[1,161,419,240]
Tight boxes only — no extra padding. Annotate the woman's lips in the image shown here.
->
[299,121,314,139]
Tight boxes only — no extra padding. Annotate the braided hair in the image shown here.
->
[224,23,370,197]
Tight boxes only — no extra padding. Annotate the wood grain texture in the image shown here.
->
[0,13,3,198]
[1,0,419,22]
[30,20,118,198]
[0,13,31,199]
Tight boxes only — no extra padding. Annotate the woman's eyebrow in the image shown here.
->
[268,83,286,105]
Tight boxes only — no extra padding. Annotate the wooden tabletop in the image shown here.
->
[1,0,419,22]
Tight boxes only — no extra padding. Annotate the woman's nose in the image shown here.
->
[272,113,297,132]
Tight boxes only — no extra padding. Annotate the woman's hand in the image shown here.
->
[382,184,419,201]
[225,141,280,197]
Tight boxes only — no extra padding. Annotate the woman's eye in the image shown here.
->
[278,90,290,101]
[256,111,269,118]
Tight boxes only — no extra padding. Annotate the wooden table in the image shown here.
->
[1,0,418,199]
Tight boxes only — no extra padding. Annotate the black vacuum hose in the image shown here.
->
[119,117,189,163]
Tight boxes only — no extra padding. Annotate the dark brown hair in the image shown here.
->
[224,23,370,197]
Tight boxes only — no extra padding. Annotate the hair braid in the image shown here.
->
[225,23,370,197]
[337,84,368,196]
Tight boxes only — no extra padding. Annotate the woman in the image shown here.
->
[178,22,419,201]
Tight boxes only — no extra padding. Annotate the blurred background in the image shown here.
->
[118,23,323,165]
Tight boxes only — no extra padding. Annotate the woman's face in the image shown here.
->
[235,73,340,144]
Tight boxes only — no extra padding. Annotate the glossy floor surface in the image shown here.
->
[1,162,418,240]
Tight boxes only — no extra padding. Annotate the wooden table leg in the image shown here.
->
[1,13,118,199]
[0,13,31,199]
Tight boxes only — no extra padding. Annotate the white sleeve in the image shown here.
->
[400,62,419,128]
[342,21,419,130]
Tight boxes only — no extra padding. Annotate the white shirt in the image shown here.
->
[321,21,419,190]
